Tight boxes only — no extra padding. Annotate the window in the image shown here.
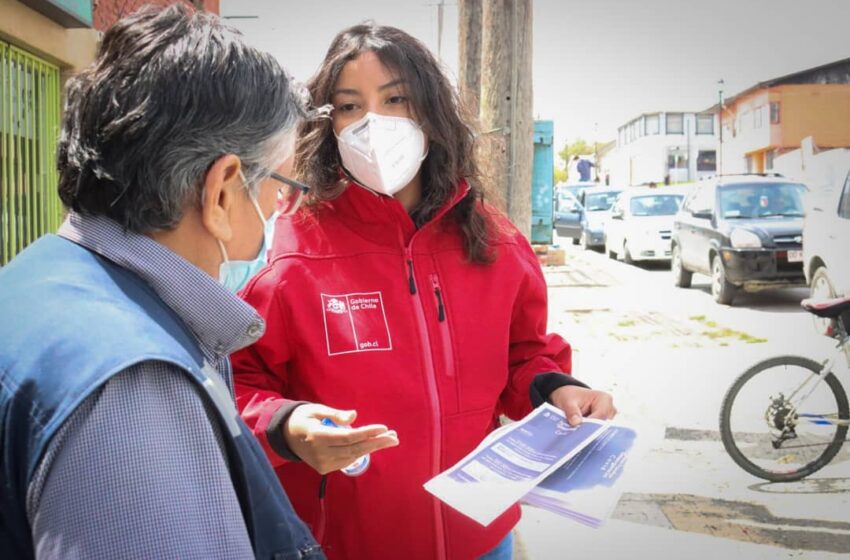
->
[766,150,775,170]
[666,113,684,134]
[770,101,781,124]
[690,185,715,214]
[839,173,850,219]
[697,150,716,172]
[630,195,683,216]
[718,183,806,219]
[696,114,714,135]
[754,106,764,129]
[667,150,688,170]
[739,111,750,132]
[646,114,660,135]
[0,40,63,265]
[583,191,620,212]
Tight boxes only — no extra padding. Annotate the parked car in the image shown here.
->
[553,189,584,243]
[804,169,850,300]
[671,174,808,305]
[555,181,597,201]
[575,186,623,250]
[605,185,692,263]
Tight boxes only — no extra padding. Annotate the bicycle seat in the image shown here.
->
[801,295,850,318]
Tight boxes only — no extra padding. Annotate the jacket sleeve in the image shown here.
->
[498,236,573,420]
[231,268,303,468]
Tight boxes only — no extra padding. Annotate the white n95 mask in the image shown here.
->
[336,112,427,196]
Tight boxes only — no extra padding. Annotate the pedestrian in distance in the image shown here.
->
[576,157,595,182]
[0,6,324,559]
[231,22,618,560]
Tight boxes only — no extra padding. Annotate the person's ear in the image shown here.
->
[201,154,242,242]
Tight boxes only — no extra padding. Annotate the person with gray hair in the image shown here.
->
[0,5,325,559]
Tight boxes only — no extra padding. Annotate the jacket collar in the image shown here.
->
[329,179,472,249]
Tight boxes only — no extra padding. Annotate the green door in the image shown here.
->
[1,39,63,266]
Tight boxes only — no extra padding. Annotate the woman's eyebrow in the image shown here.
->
[332,87,360,97]
[379,79,406,91]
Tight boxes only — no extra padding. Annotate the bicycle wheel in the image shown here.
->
[719,355,849,482]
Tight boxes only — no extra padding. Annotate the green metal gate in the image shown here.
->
[1,39,62,266]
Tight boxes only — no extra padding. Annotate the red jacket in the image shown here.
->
[231,181,572,560]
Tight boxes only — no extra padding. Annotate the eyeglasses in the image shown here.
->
[267,172,310,215]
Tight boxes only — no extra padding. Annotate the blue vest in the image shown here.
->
[0,235,324,560]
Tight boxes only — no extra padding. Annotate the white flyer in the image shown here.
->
[522,425,639,527]
[423,403,609,526]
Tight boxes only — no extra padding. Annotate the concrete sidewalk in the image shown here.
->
[509,241,850,559]
[515,508,848,560]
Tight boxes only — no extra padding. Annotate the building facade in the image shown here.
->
[712,58,850,176]
[606,111,718,186]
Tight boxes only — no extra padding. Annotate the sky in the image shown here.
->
[220,0,850,155]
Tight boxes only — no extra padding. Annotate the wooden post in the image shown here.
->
[458,0,482,118]
[479,0,533,237]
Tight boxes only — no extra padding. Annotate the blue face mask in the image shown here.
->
[218,174,280,293]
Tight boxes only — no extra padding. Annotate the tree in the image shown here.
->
[553,167,568,184]
[557,138,605,181]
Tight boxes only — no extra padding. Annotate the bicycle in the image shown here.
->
[719,296,850,482]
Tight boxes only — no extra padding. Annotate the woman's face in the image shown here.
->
[331,51,415,134]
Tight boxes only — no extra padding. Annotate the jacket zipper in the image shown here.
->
[430,274,456,378]
[316,475,328,545]
[404,248,447,560]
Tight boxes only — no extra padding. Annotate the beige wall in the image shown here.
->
[773,84,850,149]
[0,0,97,73]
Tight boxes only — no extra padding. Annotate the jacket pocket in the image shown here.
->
[430,274,456,380]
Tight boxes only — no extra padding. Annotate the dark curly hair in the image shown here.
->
[294,23,495,264]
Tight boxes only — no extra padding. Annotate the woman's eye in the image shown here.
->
[336,103,358,113]
[387,95,407,105]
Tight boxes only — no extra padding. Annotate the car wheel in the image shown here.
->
[810,266,836,299]
[810,266,838,334]
[606,240,616,259]
[571,236,579,245]
[623,242,634,265]
[671,244,692,288]
[711,254,737,305]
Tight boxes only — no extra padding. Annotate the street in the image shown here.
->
[515,235,850,559]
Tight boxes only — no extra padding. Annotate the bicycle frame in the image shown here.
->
[784,317,850,429]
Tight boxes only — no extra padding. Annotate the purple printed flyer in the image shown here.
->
[424,403,617,526]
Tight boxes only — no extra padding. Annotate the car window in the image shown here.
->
[583,191,620,212]
[839,173,850,220]
[629,195,684,217]
[557,193,578,213]
[681,187,700,212]
[690,184,715,215]
[718,182,806,219]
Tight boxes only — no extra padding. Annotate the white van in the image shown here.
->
[804,170,850,299]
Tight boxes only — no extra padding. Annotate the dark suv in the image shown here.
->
[671,174,808,304]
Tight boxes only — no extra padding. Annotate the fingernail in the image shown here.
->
[570,415,582,425]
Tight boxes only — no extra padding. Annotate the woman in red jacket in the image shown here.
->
[231,23,616,560]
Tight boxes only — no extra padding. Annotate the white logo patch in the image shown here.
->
[321,292,393,356]
[325,298,347,314]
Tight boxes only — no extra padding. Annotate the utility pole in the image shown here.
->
[478,0,533,237]
[717,79,724,176]
[436,0,445,58]
[458,0,482,118]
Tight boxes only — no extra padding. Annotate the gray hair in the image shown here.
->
[57,4,308,233]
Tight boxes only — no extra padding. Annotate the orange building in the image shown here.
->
[710,58,850,175]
